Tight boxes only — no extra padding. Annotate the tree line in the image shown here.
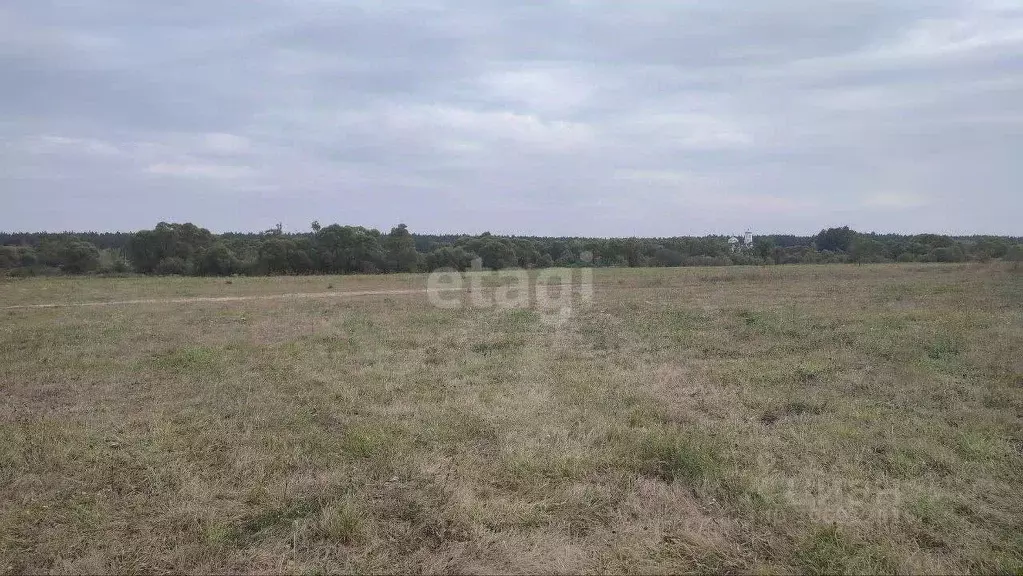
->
[1,223,1021,277]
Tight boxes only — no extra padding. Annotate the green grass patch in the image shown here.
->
[149,345,227,375]
[794,525,894,575]
[632,429,721,485]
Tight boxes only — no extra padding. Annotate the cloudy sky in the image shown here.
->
[2,1,1021,236]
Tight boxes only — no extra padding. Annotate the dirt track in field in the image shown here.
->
[0,288,442,310]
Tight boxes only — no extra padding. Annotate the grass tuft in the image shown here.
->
[794,525,893,575]
[634,430,720,485]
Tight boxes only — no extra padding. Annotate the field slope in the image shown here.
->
[1,264,1021,573]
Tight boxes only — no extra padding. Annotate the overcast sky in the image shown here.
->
[2,1,1021,236]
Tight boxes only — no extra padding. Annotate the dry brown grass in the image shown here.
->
[1,263,1021,574]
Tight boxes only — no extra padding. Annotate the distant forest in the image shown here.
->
[1,222,1021,276]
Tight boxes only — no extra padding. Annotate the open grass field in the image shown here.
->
[1,263,1021,574]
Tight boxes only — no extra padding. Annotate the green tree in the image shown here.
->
[850,238,885,263]
[478,239,518,270]
[197,242,240,276]
[384,224,420,273]
[0,246,18,269]
[127,222,214,274]
[312,224,385,273]
[624,238,641,267]
[1005,245,1023,268]
[815,226,857,252]
[754,237,776,261]
[258,237,308,274]
[38,238,100,273]
[970,238,1008,261]
[653,247,684,267]
[927,245,965,263]
[425,246,475,271]
[155,256,188,275]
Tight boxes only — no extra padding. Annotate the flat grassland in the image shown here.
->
[1,264,1021,573]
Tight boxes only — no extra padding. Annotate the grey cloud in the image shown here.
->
[1,0,1020,235]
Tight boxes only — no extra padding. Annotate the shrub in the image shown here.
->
[1005,245,1023,264]
[155,256,189,276]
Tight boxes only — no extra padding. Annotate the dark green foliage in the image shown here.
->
[197,242,240,276]
[257,237,314,275]
[815,226,857,252]
[0,246,36,269]
[425,246,476,271]
[312,224,384,273]
[476,238,518,270]
[2,224,1020,276]
[154,256,189,276]
[850,238,886,263]
[751,236,776,261]
[926,245,966,263]
[36,237,100,273]
[383,224,420,273]
[653,247,684,267]
[127,222,215,273]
